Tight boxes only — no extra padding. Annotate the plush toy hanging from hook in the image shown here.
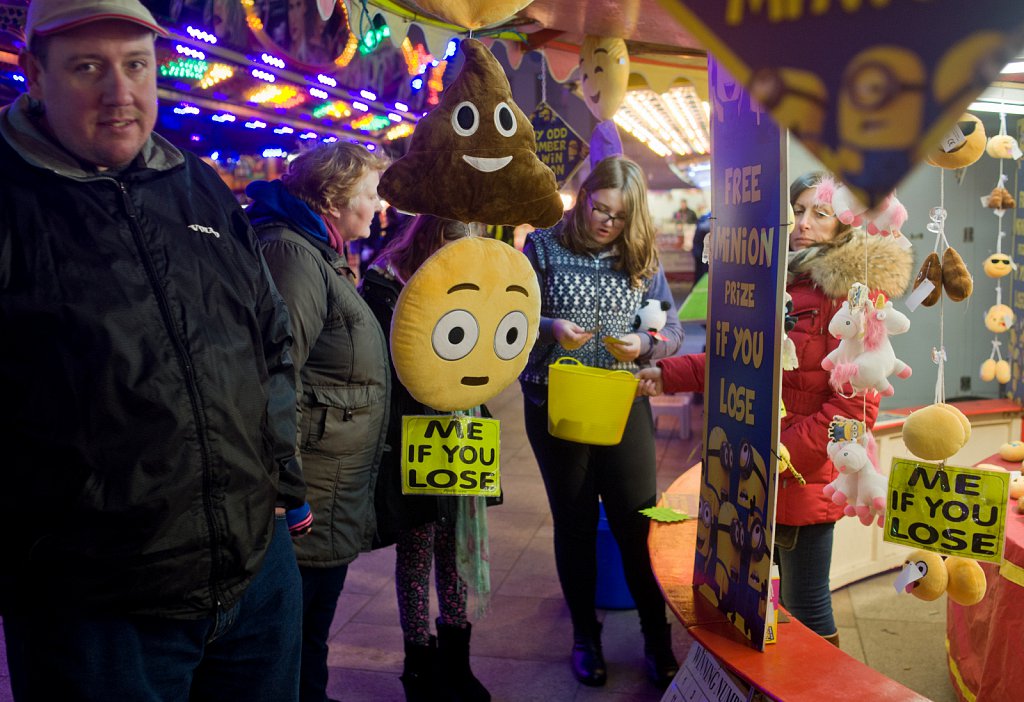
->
[821,417,886,527]
[821,283,913,397]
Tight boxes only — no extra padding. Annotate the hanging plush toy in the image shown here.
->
[925,113,987,169]
[901,402,971,461]
[378,39,563,227]
[578,36,630,122]
[984,303,1015,333]
[390,237,540,411]
[813,176,867,226]
[986,133,1023,160]
[821,418,886,526]
[821,287,912,397]
[911,245,973,306]
[409,0,534,30]
[982,252,1016,278]
[863,192,908,237]
[984,186,1016,210]
[899,550,987,606]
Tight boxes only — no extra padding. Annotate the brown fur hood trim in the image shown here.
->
[788,231,914,300]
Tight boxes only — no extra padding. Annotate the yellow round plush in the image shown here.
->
[985,303,1015,333]
[926,113,986,169]
[903,550,948,601]
[980,358,996,382]
[1000,441,1024,461]
[945,556,987,606]
[390,237,540,411]
[987,134,1018,159]
[983,253,1014,278]
[901,403,969,461]
[1008,473,1024,500]
[411,0,533,29]
[579,36,630,122]
[996,360,1011,384]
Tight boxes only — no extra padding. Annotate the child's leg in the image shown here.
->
[396,523,436,645]
[433,519,468,627]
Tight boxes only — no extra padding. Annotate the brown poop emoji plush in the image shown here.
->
[378,39,564,227]
[912,247,973,305]
[985,186,1016,210]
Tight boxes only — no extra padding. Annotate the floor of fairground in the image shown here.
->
[0,377,957,701]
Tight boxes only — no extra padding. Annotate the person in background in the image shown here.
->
[637,171,913,646]
[246,142,391,702]
[691,210,712,283]
[519,156,684,690]
[673,198,697,227]
[360,215,492,702]
[1,1,306,699]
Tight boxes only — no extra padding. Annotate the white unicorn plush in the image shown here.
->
[822,428,886,526]
[814,175,868,226]
[821,293,912,397]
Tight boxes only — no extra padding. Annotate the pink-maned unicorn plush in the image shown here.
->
[822,432,886,527]
[821,294,912,397]
[864,192,908,237]
[814,176,868,226]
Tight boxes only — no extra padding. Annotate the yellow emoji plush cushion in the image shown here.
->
[379,39,564,228]
[926,113,986,169]
[391,237,540,411]
[901,403,970,461]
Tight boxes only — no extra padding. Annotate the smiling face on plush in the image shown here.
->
[378,39,563,227]
[579,35,630,121]
[983,253,1015,278]
[390,237,540,411]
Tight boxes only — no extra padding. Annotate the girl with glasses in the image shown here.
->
[518,156,684,690]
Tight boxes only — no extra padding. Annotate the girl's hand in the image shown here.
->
[603,333,642,362]
[635,367,664,396]
[553,319,594,350]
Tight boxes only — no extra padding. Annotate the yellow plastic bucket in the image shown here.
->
[547,357,638,445]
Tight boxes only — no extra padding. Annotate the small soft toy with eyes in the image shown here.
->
[985,303,1015,333]
[925,113,987,169]
[378,39,563,228]
[983,253,1016,278]
[900,550,987,606]
[986,133,1023,160]
[632,299,670,340]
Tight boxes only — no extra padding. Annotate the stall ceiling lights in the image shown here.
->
[614,85,710,158]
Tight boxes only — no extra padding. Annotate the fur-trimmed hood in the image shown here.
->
[787,230,913,300]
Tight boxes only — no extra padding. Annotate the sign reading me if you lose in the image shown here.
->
[401,415,501,497]
[885,459,1009,564]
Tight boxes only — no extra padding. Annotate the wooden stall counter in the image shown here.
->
[944,452,1024,702]
[651,466,929,701]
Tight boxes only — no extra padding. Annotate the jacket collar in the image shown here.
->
[0,94,184,180]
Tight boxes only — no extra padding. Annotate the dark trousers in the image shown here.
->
[524,397,668,638]
[3,517,302,702]
[298,563,349,702]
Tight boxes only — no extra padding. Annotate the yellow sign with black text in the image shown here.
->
[884,459,1009,564]
[401,415,501,497]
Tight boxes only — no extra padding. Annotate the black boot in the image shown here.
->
[400,636,437,702]
[571,623,607,687]
[643,624,679,690]
[436,620,490,702]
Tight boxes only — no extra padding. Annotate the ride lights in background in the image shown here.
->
[613,84,711,158]
[261,53,285,69]
[358,14,391,55]
[186,26,217,44]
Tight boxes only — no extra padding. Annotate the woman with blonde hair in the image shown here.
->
[246,141,391,702]
[519,156,684,689]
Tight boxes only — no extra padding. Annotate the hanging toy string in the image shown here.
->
[929,171,947,407]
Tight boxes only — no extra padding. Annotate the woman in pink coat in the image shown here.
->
[637,172,912,644]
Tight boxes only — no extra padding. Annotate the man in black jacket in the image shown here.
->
[0,1,306,699]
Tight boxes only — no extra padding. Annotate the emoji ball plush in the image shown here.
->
[986,133,1022,159]
[945,556,987,606]
[901,403,971,461]
[983,253,1015,278]
[1017,495,1024,514]
[1008,473,1024,500]
[981,358,1012,384]
[1000,441,1024,461]
[390,236,540,411]
[579,36,630,122]
[903,550,948,601]
[926,113,986,169]
[985,303,1015,333]
[378,39,564,228]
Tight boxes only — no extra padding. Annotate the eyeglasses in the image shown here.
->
[590,204,626,227]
